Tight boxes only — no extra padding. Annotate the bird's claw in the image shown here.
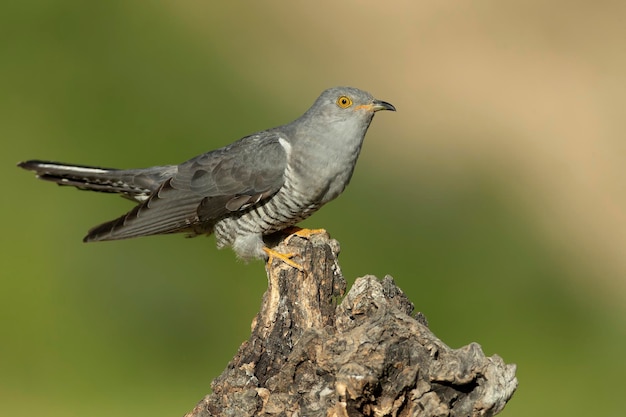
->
[283,227,327,245]
[263,247,304,271]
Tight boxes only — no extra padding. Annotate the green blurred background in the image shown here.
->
[2,1,625,416]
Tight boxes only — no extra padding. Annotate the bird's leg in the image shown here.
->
[263,247,304,271]
[283,227,327,245]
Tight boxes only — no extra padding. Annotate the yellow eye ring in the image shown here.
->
[336,95,353,108]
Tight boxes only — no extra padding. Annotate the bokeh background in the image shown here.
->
[2,1,625,416]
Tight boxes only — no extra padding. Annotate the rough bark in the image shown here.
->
[185,231,517,417]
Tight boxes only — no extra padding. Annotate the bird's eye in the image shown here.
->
[336,95,353,109]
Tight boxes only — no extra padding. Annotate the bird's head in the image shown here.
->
[288,86,395,149]
[306,86,396,124]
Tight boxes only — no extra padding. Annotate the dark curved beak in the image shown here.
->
[372,99,396,112]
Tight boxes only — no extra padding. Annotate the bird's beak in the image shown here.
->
[372,99,396,112]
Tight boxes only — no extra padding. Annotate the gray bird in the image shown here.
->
[18,86,395,268]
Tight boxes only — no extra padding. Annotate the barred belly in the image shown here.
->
[213,182,321,259]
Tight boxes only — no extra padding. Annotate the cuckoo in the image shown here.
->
[18,86,395,269]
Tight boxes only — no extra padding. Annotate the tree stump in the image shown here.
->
[185,232,517,417]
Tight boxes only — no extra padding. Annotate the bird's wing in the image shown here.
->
[84,133,288,241]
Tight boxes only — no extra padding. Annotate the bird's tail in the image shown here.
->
[18,160,177,202]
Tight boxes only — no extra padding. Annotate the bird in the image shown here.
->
[18,86,395,269]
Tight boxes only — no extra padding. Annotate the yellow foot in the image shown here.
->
[263,246,304,271]
[283,227,328,245]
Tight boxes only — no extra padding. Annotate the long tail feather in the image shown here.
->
[18,160,176,202]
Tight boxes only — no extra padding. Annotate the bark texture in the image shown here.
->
[185,231,517,417]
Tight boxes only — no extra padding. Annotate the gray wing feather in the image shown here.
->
[84,133,288,241]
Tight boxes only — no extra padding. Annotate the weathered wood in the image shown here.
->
[185,231,517,417]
